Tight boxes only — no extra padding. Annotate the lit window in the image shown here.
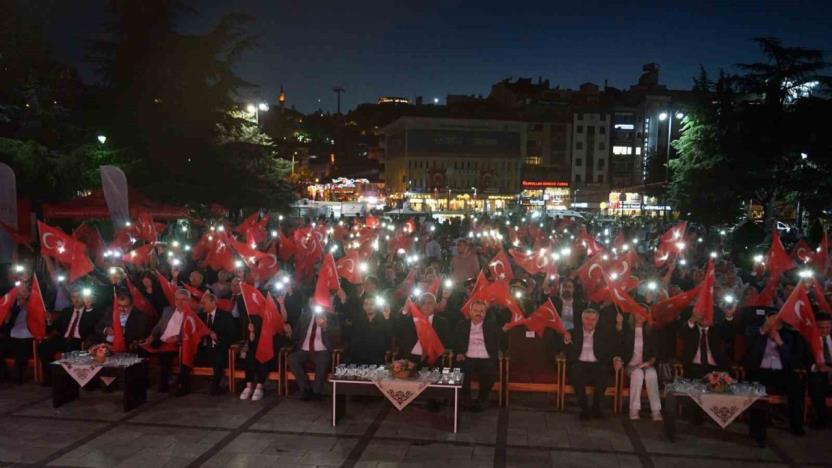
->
[613,146,632,155]
[635,147,642,155]
[525,156,543,166]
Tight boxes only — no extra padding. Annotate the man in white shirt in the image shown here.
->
[564,308,621,419]
[809,313,832,430]
[454,300,502,411]
[143,288,191,393]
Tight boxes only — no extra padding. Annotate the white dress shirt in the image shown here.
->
[160,309,184,342]
[561,298,574,330]
[578,330,598,362]
[301,315,327,352]
[760,337,783,370]
[465,321,490,359]
[628,326,645,367]
[411,315,434,356]
[106,311,130,343]
[64,308,85,339]
[689,322,717,366]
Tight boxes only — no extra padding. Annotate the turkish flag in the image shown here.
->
[388,232,412,253]
[111,288,126,353]
[488,249,514,281]
[259,293,287,363]
[659,222,688,244]
[180,304,210,367]
[312,253,340,309]
[692,259,715,325]
[294,226,324,282]
[576,226,604,257]
[405,299,445,365]
[654,242,674,268]
[404,217,416,233]
[27,274,47,340]
[134,210,159,244]
[0,287,18,325]
[650,285,701,328]
[122,243,155,266]
[505,299,566,337]
[604,274,650,322]
[477,280,525,323]
[229,237,279,280]
[365,215,380,229]
[811,278,832,314]
[37,221,94,282]
[278,229,296,262]
[776,282,822,363]
[814,230,829,276]
[574,253,606,294]
[791,239,814,264]
[155,271,176,307]
[768,228,796,278]
[204,231,235,272]
[335,250,364,284]
[182,283,205,300]
[72,223,105,266]
[0,220,33,248]
[461,271,489,318]
[509,248,548,276]
[236,212,269,245]
[126,278,158,321]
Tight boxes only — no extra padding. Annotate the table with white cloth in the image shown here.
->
[663,379,767,444]
[51,352,147,411]
[329,366,463,433]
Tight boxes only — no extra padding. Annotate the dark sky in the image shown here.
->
[25,0,832,113]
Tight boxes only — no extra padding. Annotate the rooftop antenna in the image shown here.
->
[333,86,345,114]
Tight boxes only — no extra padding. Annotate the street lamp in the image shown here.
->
[97,135,107,144]
[247,102,269,124]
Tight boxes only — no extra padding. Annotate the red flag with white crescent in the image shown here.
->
[335,250,363,285]
[650,284,701,329]
[692,259,715,325]
[180,304,209,367]
[505,298,566,337]
[488,249,514,281]
[112,288,126,353]
[0,287,18,325]
[775,282,821,363]
[155,271,176,307]
[126,278,158,321]
[404,298,445,365]
[27,274,47,340]
[38,221,94,282]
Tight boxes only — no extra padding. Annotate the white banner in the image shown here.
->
[0,163,17,262]
[100,165,130,227]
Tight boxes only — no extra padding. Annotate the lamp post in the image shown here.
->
[247,102,269,125]
[658,110,684,218]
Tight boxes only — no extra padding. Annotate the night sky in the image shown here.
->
[22,0,832,113]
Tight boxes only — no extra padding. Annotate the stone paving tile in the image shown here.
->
[508,408,634,452]
[0,383,51,414]
[205,430,358,466]
[765,426,832,464]
[633,418,781,462]
[129,391,263,429]
[250,396,382,435]
[47,424,229,467]
[649,456,788,467]
[0,415,107,464]
[376,401,499,444]
[359,439,493,467]
[14,387,166,422]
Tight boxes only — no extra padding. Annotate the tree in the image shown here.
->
[669,69,744,226]
[90,1,293,208]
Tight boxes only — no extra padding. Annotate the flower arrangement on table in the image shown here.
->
[387,359,416,379]
[704,371,734,393]
[88,343,113,364]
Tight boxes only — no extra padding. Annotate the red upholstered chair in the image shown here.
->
[504,327,559,407]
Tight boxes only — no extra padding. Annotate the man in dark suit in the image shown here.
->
[396,293,450,363]
[454,299,502,411]
[181,292,236,395]
[38,287,101,384]
[809,313,832,430]
[678,310,730,378]
[547,279,585,331]
[564,308,621,419]
[93,290,149,349]
[344,295,392,365]
[745,312,807,437]
[288,299,340,401]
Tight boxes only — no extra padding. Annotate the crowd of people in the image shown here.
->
[1,211,830,437]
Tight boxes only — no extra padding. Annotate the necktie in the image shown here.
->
[309,318,318,352]
[66,310,81,339]
[699,328,709,366]
[823,338,832,365]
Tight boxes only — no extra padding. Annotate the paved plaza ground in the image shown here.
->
[0,381,829,468]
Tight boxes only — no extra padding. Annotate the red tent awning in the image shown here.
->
[43,189,189,221]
